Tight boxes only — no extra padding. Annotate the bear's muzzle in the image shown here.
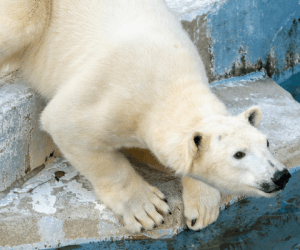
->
[261,169,291,193]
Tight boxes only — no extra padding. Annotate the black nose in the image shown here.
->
[272,169,291,189]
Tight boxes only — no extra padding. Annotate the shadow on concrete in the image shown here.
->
[280,71,300,103]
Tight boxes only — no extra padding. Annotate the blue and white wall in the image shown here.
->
[166,0,300,101]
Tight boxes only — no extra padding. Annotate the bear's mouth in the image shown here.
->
[263,187,282,194]
[260,182,283,194]
[263,169,292,193]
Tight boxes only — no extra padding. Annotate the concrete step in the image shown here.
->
[1,71,300,249]
[0,72,58,193]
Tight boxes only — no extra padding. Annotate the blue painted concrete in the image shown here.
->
[206,0,300,78]
[51,166,300,250]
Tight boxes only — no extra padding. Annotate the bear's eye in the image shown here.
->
[267,140,269,147]
[234,152,245,159]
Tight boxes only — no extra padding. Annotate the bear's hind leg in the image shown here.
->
[182,176,221,231]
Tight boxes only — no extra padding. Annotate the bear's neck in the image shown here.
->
[141,79,229,174]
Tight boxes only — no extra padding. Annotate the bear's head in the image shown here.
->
[187,106,291,197]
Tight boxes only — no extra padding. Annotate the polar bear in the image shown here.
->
[0,0,291,233]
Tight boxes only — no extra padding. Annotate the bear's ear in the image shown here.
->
[238,106,262,128]
[189,132,203,154]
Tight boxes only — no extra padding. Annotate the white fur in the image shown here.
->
[0,0,288,233]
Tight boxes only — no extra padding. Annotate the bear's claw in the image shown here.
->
[191,218,197,227]
[117,184,170,233]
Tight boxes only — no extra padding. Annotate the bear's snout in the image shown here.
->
[271,169,291,190]
[261,169,291,193]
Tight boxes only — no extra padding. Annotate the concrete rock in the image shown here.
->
[0,157,183,249]
[0,74,57,192]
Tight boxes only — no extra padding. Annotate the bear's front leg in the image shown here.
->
[40,97,170,234]
[182,176,221,231]
[80,150,171,233]
[58,148,170,233]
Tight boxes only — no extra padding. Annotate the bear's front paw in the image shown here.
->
[110,182,170,234]
[123,185,171,233]
[182,178,221,231]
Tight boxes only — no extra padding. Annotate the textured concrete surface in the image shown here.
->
[1,72,300,249]
[0,74,57,192]
[0,157,184,249]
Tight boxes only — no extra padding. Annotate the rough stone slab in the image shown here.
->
[0,75,57,192]
[1,72,300,249]
[0,157,183,249]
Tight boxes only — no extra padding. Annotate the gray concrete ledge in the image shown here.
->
[0,74,57,192]
[0,158,184,249]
